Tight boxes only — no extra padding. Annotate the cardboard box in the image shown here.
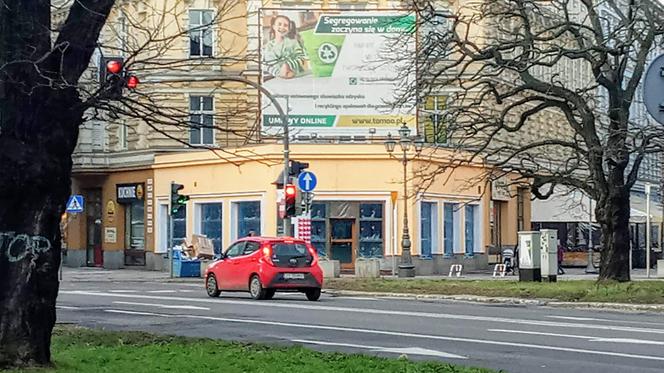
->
[192,234,215,259]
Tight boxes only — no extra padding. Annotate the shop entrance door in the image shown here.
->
[330,218,356,272]
[85,189,103,267]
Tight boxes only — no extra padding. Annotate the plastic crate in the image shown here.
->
[173,260,201,277]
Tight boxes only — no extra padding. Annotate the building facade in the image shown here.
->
[61,0,533,273]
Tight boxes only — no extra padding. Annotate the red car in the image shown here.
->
[204,237,324,301]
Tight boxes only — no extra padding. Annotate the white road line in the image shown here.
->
[113,301,210,310]
[489,329,664,346]
[548,315,664,326]
[103,309,664,362]
[108,290,139,293]
[146,290,177,293]
[56,305,80,310]
[291,339,467,359]
[61,290,664,336]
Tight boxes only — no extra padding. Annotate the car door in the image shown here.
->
[218,241,245,290]
[235,241,261,290]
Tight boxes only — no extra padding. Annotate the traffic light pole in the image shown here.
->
[168,180,174,279]
[147,76,291,236]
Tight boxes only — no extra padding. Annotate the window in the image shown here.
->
[465,205,478,256]
[359,203,383,258]
[422,96,447,144]
[420,202,438,258]
[172,206,187,247]
[118,122,128,150]
[236,201,261,238]
[189,96,214,145]
[444,203,457,256]
[243,241,260,255]
[225,242,245,258]
[118,14,127,53]
[198,203,222,255]
[189,10,213,57]
[310,203,327,256]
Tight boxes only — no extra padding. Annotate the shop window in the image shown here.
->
[444,203,457,256]
[310,203,327,257]
[359,203,383,258]
[189,96,214,145]
[124,201,145,250]
[189,10,214,57]
[420,201,438,258]
[198,203,222,255]
[236,201,260,238]
[465,205,478,256]
[172,206,187,247]
[421,96,447,144]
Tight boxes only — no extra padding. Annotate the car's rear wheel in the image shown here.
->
[305,288,321,301]
[206,274,221,298]
[264,289,276,300]
[249,275,267,300]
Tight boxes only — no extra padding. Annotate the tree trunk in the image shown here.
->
[597,187,631,282]
[0,87,82,368]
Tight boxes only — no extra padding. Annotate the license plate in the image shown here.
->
[284,273,304,280]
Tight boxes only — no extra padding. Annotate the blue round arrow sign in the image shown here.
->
[297,171,317,192]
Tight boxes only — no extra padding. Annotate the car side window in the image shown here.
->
[243,241,260,255]
[225,242,245,258]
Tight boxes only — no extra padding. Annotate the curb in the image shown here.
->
[322,289,664,312]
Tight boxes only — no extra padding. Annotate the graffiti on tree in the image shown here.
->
[0,232,52,262]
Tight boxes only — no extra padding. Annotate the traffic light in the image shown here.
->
[99,57,139,99]
[170,182,189,215]
[284,184,297,218]
[289,160,309,177]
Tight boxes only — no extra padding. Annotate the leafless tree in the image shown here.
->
[408,0,664,281]
[0,0,269,368]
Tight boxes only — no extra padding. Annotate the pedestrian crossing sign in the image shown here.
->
[66,195,85,213]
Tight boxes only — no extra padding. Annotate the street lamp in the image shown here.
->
[385,123,424,277]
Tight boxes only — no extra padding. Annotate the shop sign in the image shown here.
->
[106,200,116,223]
[104,227,117,243]
[491,177,511,201]
[117,183,145,203]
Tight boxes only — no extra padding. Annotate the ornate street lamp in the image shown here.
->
[384,122,424,277]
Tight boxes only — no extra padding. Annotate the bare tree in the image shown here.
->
[0,0,268,368]
[410,0,664,281]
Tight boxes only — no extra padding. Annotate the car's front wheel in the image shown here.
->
[249,275,267,300]
[305,288,321,301]
[206,274,221,298]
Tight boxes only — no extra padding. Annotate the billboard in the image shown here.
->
[260,9,416,136]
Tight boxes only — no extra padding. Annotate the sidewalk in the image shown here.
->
[60,266,662,283]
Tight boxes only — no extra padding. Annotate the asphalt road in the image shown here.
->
[57,279,664,373]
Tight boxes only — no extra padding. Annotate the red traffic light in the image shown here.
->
[285,184,296,197]
[106,60,123,74]
[126,75,139,89]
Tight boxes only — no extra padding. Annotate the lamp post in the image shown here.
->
[385,123,424,277]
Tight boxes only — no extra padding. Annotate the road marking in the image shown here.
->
[547,315,664,326]
[56,305,80,310]
[290,339,467,359]
[489,329,664,345]
[108,290,139,293]
[113,301,210,311]
[61,291,664,336]
[103,309,664,362]
[146,290,177,293]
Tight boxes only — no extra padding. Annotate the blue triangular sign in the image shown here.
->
[66,195,84,213]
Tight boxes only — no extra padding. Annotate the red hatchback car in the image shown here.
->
[204,237,324,301]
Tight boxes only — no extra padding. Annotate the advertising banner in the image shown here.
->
[260,9,416,136]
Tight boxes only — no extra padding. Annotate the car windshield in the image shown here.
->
[271,242,310,257]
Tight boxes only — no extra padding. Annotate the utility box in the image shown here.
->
[540,229,558,282]
[518,231,542,282]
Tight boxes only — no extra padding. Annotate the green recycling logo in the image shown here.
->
[318,43,339,64]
